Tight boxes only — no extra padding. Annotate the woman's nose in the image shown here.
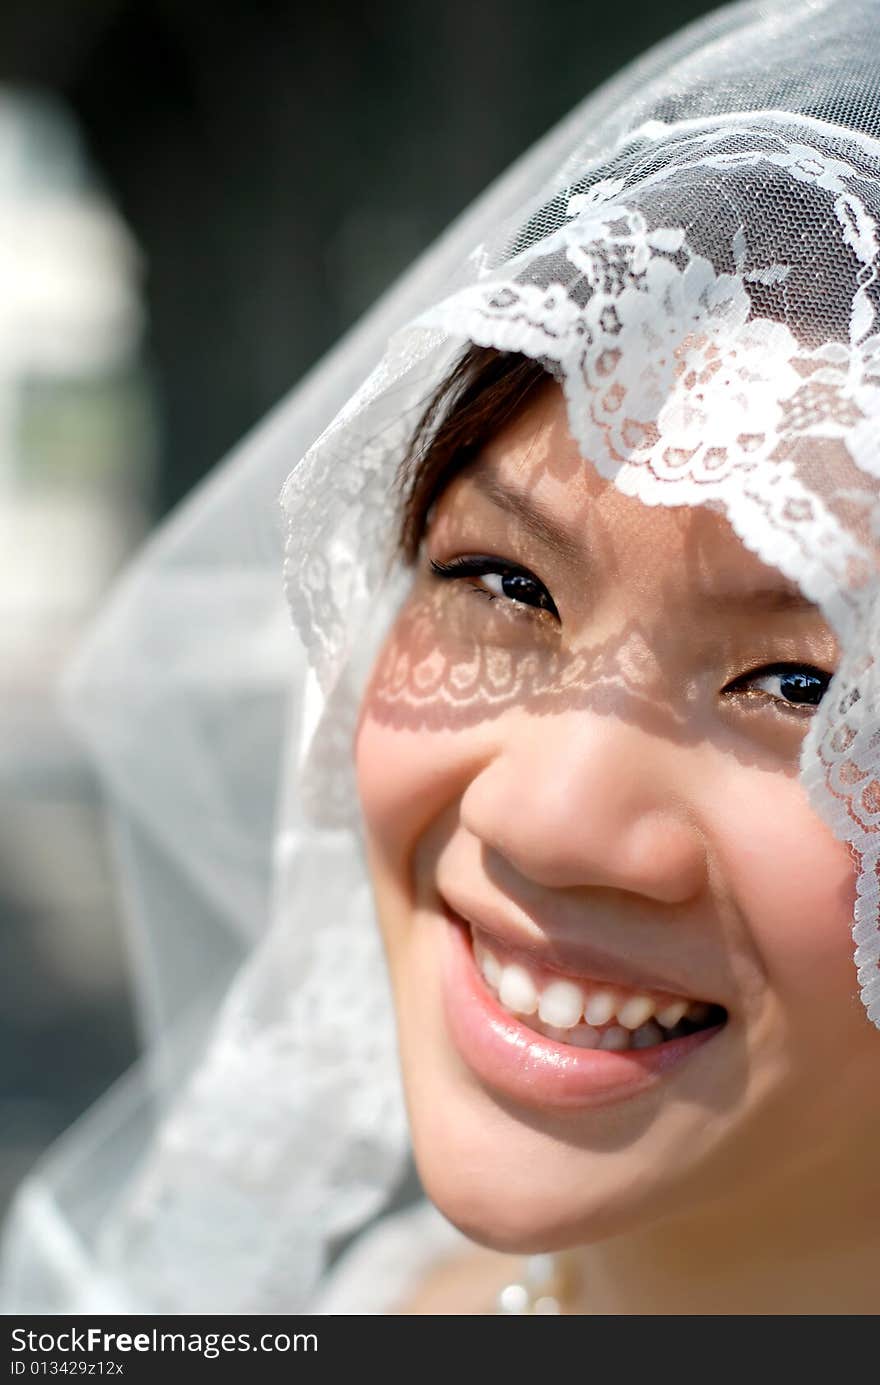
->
[458,711,707,904]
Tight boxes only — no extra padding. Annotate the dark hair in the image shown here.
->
[395,346,549,562]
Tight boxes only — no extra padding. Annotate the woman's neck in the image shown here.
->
[563,1177,879,1314]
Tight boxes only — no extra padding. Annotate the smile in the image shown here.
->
[472,932,723,1052]
[440,907,728,1110]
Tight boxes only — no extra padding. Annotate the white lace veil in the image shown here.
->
[4,0,880,1313]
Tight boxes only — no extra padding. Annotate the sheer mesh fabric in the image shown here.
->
[3,0,880,1313]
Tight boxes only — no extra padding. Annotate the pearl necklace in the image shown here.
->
[496,1253,566,1314]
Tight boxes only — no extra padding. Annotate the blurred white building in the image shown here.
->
[0,88,152,727]
[0,89,153,1209]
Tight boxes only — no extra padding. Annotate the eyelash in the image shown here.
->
[429,555,561,618]
[428,554,834,715]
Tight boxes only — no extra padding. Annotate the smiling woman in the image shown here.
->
[5,0,880,1316]
[355,364,864,1311]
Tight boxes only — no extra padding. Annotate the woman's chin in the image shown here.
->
[411,1141,626,1254]
[402,1076,656,1255]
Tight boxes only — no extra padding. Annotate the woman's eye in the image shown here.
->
[726,663,833,714]
[429,556,560,619]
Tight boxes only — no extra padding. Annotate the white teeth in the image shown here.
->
[583,989,619,1027]
[655,998,688,1029]
[543,1024,601,1049]
[473,935,711,1043]
[498,963,538,1015]
[631,1020,664,1049]
[476,945,501,990]
[538,978,585,1029]
[616,994,657,1030]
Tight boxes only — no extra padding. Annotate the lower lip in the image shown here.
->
[441,911,725,1111]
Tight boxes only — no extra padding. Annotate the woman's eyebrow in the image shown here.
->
[692,586,820,615]
[470,472,821,615]
[471,470,820,612]
[470,471,583,565]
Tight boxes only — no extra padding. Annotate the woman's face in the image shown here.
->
[354,378,879,1252]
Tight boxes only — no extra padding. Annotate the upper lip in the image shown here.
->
[438,886,722,1004]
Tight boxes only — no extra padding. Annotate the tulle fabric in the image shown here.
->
[4,0,880,1312]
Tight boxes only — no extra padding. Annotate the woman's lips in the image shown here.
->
[441,910,725,1111]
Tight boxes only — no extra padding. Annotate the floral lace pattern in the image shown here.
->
[284,114,880,1024]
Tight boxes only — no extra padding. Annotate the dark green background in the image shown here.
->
[1,0,721,514]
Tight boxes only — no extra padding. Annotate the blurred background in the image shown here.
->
[0,0,720,1215]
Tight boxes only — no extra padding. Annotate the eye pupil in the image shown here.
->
[501,573,537,601]
[501,576,551,614]
[778,670,826,705]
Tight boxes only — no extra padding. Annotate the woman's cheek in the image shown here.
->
[716,766,858,1021]
[355,700,488,1001]
[355,710,440,860]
